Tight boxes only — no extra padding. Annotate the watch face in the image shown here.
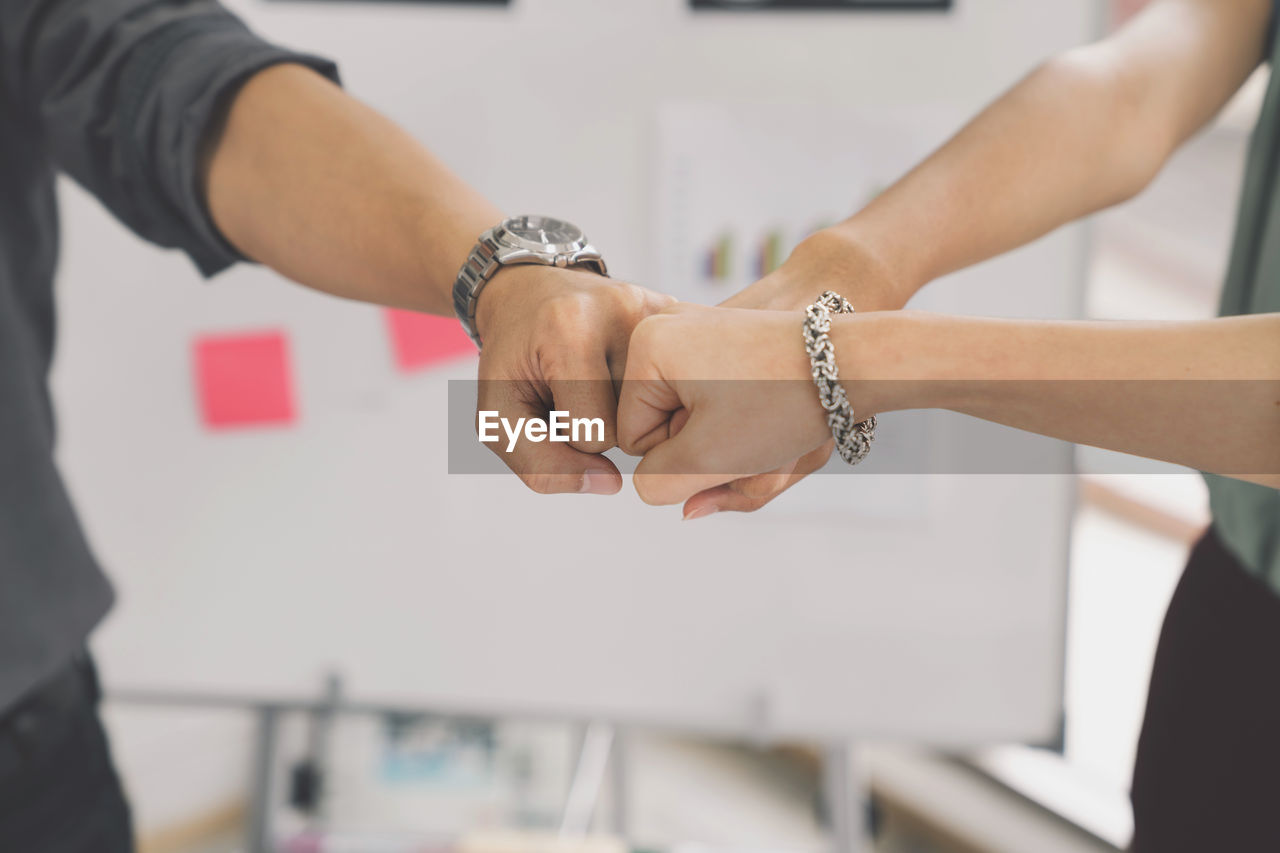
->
[501,215,583,248]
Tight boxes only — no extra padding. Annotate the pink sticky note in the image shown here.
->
[385,309,476,372]
[194,331,297,429]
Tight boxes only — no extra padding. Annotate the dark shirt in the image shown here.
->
[0,0,335,711]
[1204,14,1280,593]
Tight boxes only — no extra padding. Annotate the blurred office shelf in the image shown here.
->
[126,728,1125,853]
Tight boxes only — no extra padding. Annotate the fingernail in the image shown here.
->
[580,469,619,495]
[683,506,719,521]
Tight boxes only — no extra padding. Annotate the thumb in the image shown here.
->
[631,410,736,506]
[616,319,685,456]
[617,375,686,457]
[477,378,622,496]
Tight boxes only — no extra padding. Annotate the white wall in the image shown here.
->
[47,0,1102,834]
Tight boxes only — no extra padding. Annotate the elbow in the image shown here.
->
[1036,46,1178,205]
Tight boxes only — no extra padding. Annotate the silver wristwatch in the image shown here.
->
[452,215,608,348]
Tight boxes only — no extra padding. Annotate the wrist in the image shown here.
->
[829,311,954,417]
[802,227,914,311]
[736,227,913,313]
[471,264,556,343]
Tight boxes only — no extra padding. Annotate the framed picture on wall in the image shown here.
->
[692,0,950,10]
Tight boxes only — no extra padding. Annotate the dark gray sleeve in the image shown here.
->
[1270,0,1279,59]
[1,1,340,277]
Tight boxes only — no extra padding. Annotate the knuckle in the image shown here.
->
[653,290,679,311]
[571,443,613,457]
[617,412,656,457]
[628,314,666,356]
[617,431,641,457]
[618,282,662,317]
[570,432,616,454]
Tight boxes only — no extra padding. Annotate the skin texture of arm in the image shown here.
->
[205,65,496,316]
[203,64,674,495]
[741,0,1275,312]
[844,311,1280,488]
[822,0,1272,301]
[617,306,1280,512]
[679,0,1274,516]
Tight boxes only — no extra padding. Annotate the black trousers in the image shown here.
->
[1131,526,1280,852]
[0,655,134,852]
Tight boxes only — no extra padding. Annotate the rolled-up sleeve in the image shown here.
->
[1,1,340,276]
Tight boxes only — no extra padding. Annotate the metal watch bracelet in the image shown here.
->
[802,290,876,465]
[452,231,504,349]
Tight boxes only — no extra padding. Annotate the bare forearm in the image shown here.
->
[848,61,1158,296]
[202,66,681,498]
[757,0,1271,310]
[742,50,1173,312]
[204,64,501,314]
[842,312,1280,485]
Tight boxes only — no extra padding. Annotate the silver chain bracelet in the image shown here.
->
[802,290,876,465]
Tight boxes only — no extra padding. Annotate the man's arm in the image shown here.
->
[204,63,675,494]
[203,64,494,318]
[3,0,669,496]
[734,0,1275,313]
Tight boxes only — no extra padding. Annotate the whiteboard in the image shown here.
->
[53,0,1097,744]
